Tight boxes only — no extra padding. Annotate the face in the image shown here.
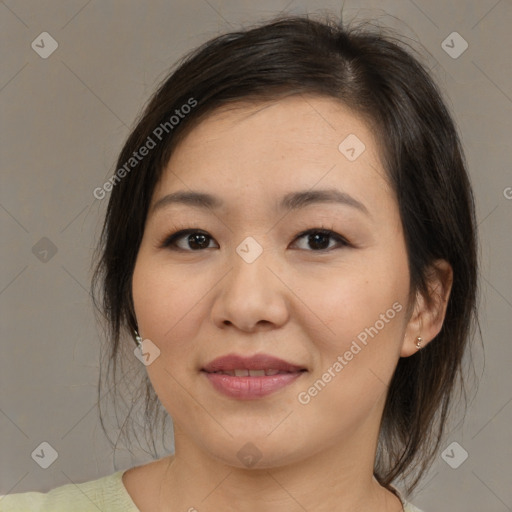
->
[132,95,414,468]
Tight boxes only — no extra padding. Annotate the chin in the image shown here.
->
[196,429,310,471]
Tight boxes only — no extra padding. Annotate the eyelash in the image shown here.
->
[159,226,351,252]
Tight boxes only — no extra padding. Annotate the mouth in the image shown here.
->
[201,353,307,399]
[206,368,296,376]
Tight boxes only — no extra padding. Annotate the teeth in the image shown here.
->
[213,369,289,376]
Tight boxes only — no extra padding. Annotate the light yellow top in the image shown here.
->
[0,469,424,511]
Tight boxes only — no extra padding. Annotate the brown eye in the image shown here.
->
[161,230,218,251]
[292,229,349,251]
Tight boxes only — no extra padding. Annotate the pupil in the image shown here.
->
[309,233,329,250]
[189,233,208,249]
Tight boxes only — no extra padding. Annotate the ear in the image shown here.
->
[401,259,453,357]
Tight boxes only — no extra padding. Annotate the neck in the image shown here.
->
[152,426,403,512]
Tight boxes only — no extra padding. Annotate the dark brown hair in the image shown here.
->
[91,13,479,495]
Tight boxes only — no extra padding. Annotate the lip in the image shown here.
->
[201,353,307,400]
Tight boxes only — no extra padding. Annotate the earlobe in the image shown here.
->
[400,259,453,357]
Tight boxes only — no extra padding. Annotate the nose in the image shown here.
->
[210,245,290,333]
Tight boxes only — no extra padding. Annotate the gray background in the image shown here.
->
[1,1,511,511]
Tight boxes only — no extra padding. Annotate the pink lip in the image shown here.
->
[201,353,306,400]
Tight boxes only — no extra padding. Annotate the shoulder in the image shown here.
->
[0,470,139,512]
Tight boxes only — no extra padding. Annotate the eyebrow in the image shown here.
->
[151,188,370,216]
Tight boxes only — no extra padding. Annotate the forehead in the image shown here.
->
[153,95,392,211]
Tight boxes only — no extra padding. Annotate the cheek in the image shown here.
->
[132,251,220,373]
[299,258,407,354]
[132,254,196,344]
[296,273,408,428]
[131,255,207,412]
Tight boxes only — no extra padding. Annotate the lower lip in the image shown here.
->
[203,372,304,399]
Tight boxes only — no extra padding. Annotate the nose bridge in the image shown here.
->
[229,235,274,304]
[231,236,270,294]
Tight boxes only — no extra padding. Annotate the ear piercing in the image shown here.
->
[415,336,423,350]
[134,330,143,349]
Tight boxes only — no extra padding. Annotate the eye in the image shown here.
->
[160,229,218,251]
[292,228,350,251]
[160,227,350,252]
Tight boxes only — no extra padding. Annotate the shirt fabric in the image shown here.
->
[0,469,424,511]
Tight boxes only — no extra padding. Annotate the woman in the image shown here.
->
[0,13,478,512]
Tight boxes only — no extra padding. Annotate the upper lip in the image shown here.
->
[202,353,306,373]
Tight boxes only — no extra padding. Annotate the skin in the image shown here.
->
[126,95,453,511]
